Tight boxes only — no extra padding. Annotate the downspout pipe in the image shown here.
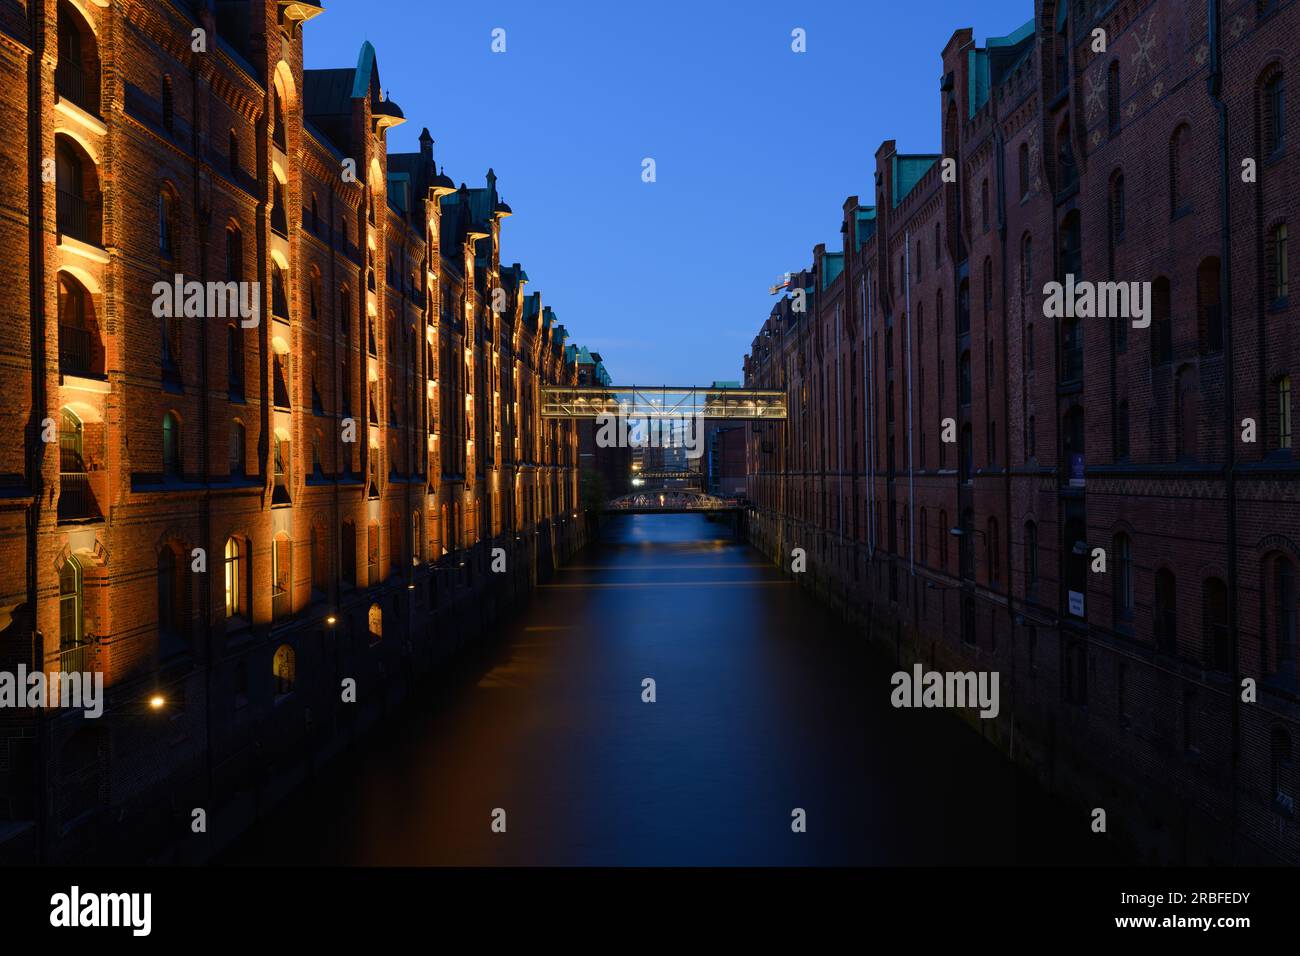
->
[1207,0,1240,862]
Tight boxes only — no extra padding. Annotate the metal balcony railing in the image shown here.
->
[57,472,99,522]
[55,60,100,115]
[56,189,100,246]
[58,640,93,675]
[58,324,95,377]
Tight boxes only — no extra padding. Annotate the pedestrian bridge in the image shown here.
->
[603,490,743,514]
[541,385,786,420]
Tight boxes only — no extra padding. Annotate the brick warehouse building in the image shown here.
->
[745,0,1299,864]
[0,0,586,862]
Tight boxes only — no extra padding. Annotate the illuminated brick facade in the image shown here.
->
[745,0,1299,863]
[0,0,583,861]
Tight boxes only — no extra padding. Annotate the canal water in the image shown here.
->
[224,514,1115,866]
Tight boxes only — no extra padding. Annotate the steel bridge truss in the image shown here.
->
[541,385,787,420]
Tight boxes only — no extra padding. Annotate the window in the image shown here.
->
[1061,318,1083,383]
[1107,61,1121,134]
[1155,568,1178,655]
[223,537,242,618]
[229,420,245,477]
[273,645,295,696]
[1169,124,1191,216]
[59,556,83,654]
[1276,558,1297,676]
[227,325,243,397]
[1268,223,1288,304]
[157,546,186,653]
[919,508,928,566]
[311,525,328,597]
[1115,533,1134,620]
[1203,577,1229,671]
[368,603,382,643]
[158,188,175,260]
[1277,375,1293,451]
[1262,70,1285,156]
[162,412,181,476]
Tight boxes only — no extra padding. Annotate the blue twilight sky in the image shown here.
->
[304,0,1032,384]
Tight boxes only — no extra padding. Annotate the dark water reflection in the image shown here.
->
[224,514,1117,866]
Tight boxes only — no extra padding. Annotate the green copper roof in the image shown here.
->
[821,252,844,290]
[969,20,1035,117]
[855,207,877,250]
[892,155,939,207]
[352,41,377,99]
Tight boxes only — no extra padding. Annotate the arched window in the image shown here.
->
[1202,577,1229,671]
[272,87,287,151]
[368,603,382,643]
[225,224,243,282]
[1277,375,1293,452]
[158,187,176,260]
[162,411,181,477]
[157,545,187,654]
[1056,116,1076,190]
[1058,210,1082,281]
[58,273,99,378]
[1155,568,1178,654]
[224,537,242,618]
[227,324,243,398]
[311,524,328,598]
[56,0,101,114]
[271,180,288,236]
[1261,68,1285,157]
[59,556,84,659]
[273,645,295,696]
[271,263,289,318]
[55,135,100,247]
